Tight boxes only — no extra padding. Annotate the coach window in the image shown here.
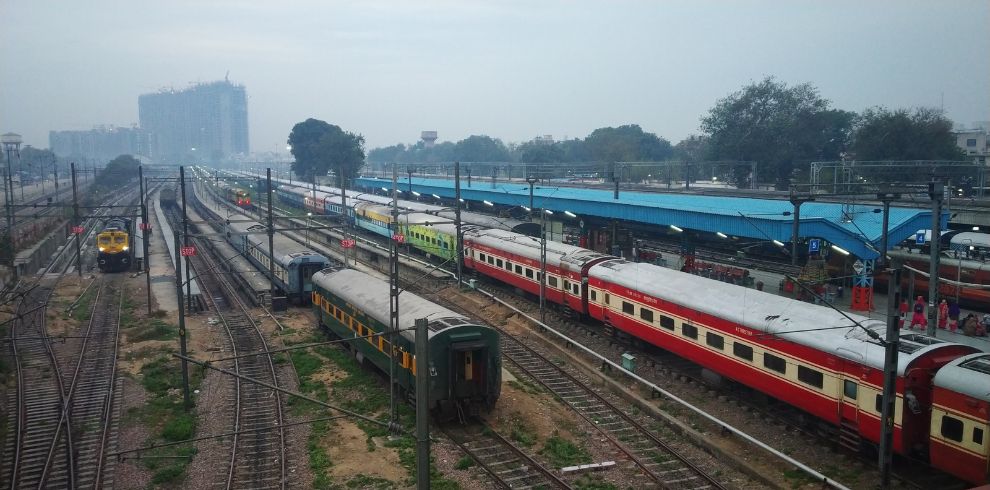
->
[622,301,634,315]
[504,261,511,271]
[590,290,597,302]
[797,366,824,389]
[496,259,503,268]
[659,316,675,330]
[640,308,654,323]
[940,415,964,442]
[733,343,753,361]
[681,323,698,339]
[479,253,486,262]
[763,353,786,374]
[874,394,883,413]
[548,276,558,288]
[974,427,984,445]
[843,380,857,400]
[515,265,523,274]
[525,269,534,279]
[604,293,610,305]
[706,332,723,349]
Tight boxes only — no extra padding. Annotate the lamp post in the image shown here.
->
[306,212,313,246]
[1,134,21,281]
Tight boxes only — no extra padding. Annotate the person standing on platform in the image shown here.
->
[910,296,927,330]
[938,299,949,330]
[948,300,961,332]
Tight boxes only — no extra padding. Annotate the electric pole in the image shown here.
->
[926,180,943,336]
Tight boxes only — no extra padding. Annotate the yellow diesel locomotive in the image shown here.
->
[96,217,134,272]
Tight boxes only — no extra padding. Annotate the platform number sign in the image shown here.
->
[139,222,152,231]
[915,232,926,245]
[808,239,821,255]
[392,233,406,244]
[341,239,356,249]
[71,226,84,235]
[180,246,196,257]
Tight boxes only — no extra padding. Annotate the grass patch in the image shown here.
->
[133,355,204,485]
[454,456,475,470]
[508,416,537,448]
[783,467,822,488]
[128,319,179,342]
[68,285,99,322]
[539,431,592,468]
[286,333,460,489]
[573,474,618,490]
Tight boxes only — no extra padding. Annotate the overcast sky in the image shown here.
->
[2,0,988,152]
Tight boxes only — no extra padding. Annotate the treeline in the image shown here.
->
[367,77,968,188]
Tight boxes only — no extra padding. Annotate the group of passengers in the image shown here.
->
[900,297,988,337]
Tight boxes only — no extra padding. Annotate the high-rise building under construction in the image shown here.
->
[138,80,249,163]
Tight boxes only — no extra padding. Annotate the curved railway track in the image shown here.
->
[186,231,287,489]
[3,281,74,489]
[442,420,571,490]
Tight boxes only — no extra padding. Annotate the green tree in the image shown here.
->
[701,77,854,188]
[850,107,965,161]
[97,154,141,186]
[517,141,564,164]
[453,135,511,162]
[288,118,366,183]
[584,124,672,163]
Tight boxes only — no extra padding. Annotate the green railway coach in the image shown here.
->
[311,268,501,416]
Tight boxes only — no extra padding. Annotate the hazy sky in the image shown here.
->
[2,1,988,152]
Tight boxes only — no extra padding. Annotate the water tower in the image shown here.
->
[420,131,437,148]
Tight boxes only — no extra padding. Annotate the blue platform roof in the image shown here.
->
[354,176,943,260]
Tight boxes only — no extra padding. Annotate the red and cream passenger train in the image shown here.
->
[462,227,990,485]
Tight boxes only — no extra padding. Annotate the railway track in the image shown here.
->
[186,231,287,489]
[442,420,571,490]
[2,281,74,489]
[48,280,124,488]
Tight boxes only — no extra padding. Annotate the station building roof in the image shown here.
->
[354,176,943,260]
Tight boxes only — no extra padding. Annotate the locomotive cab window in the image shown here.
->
[940,415,964,442]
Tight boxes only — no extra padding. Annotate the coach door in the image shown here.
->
[450,341,487,399]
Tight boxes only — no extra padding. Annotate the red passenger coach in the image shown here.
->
[463,228,611,315]
[930,353,990,485]
[303,195,326,215]
[586,259,978,460]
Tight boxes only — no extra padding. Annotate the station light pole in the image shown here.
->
[926,179,943,337]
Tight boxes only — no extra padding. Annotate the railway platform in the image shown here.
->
[148,188,200,313]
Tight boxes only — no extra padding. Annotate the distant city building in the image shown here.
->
[420,130,438,148]
[954,127,989,165]
[138,80,249,163]
[49,125,150,162]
